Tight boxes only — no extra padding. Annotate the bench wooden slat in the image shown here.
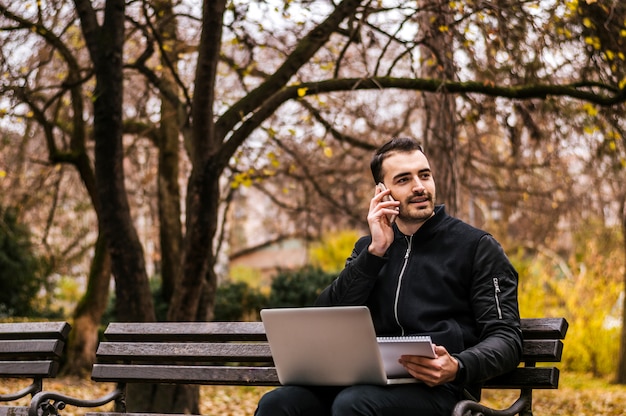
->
[520,318,568,340]
[96,342,273,362]
[483,367,560,389]
[522,340,563,362]
[103,322,266,342]
[91,364,280,386]
[103,319,567,341]
[0,322,71,341]
[0,340,66,359]
[0,360,59,378]
[95,340,560,364]
[0,406,29,416]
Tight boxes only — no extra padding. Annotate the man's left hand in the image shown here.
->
[398,345,459,387]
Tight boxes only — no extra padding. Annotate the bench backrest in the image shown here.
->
[94,321,275,386]
[484,318,568,389]
[93,318,567,389]
[0,321,71,402]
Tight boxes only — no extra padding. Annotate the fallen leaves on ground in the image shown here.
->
[2,372,625,416]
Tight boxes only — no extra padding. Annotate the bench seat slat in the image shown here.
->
[0,406,29,416]
[520,318,568,340]
[0,360,59,377]
[522,340,563,362]
[0,340,66,359]
[0,322,71,341]
[92,364,280,386]
[96,342,272,362]
[102,319,568,342]
[482,367,559,389]
[103,322,266,342]
[95,340,559,364]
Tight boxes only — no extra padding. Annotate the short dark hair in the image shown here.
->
[370,137,424,183]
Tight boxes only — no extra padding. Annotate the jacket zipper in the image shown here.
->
[393,235,413,335]
[493,277,503,319]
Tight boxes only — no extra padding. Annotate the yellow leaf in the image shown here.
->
[605,50,615,60]
[583,125,597,134]
[438,25,449,33]
[618,78,626,90]
[323,147,333,158]
[297,87,308,97]
[582,103,598,116]
[0,170,6,178]
[565,1,578,12]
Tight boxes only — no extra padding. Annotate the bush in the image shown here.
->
[214,280,267,321]
[511,219,624,378]
[267,266,336,307]
[309,230,360,273]
[0,207,44,317]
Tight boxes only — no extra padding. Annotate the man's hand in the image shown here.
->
[398,345,459,387]
[367,187,399,257]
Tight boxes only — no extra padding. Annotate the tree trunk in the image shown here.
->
[417,0,459,215]
[155,0,183,307]
[74,0,155,323]
[64,234,111,376]
[616,193,626,383]
[166,0,228,323]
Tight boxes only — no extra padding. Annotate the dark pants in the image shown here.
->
[255,383,461,416]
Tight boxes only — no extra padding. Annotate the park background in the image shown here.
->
[1,0,626,414]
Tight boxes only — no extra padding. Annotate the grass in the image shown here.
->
[2,371,625,415]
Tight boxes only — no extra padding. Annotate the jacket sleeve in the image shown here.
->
[315,236,387,306]
[453,235,523,385]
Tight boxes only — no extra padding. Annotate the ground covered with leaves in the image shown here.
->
[2,372,625,416]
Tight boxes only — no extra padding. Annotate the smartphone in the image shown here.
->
[376,182,398,223]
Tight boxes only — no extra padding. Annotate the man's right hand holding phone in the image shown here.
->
[367,183,400,257]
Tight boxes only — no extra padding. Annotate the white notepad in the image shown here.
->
[260,306,436,386]
[377,335,436,377]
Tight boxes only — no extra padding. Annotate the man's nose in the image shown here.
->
[412,178,426,193]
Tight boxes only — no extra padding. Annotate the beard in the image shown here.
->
[399,193,435,223]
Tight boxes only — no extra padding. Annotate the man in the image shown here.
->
[256,137,522,416]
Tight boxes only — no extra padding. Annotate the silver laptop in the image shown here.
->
[260,306,420,386]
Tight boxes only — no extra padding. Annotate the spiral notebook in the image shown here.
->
[260,306,436,386]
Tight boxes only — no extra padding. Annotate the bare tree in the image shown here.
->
[2,0,626,399]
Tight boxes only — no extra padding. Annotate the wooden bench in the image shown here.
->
[0,321,71,416]
[28,318,567,416]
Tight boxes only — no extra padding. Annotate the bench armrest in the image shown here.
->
[28,388,123,416]
[452,389,530,416]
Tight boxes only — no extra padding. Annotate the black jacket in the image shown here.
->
[315,205,522,400]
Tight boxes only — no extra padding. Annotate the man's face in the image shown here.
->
[381,150,436,226]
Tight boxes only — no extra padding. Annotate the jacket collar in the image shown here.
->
[393,204,447,239]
